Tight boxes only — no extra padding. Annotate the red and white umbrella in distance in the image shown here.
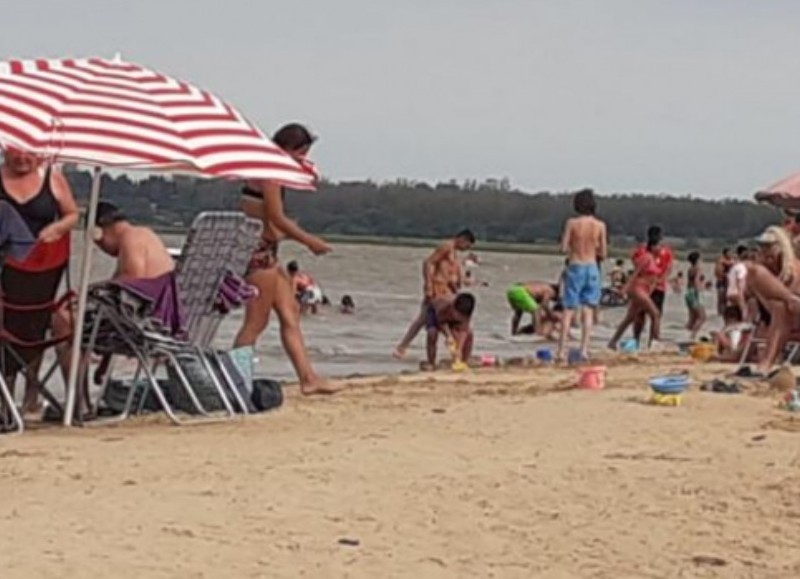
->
[755,172,800,211]
[0,56,318,425]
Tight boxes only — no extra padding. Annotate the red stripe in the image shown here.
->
[24,69,194,104]
[3,75,233,122]
[0,90,268,145]
[205,160,312,176]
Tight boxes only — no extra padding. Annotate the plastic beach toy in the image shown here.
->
[567,348,588,365]
[480,354,497,367]
[451,361,468,372]
[620,338,638,353]
[649,375,691,394]
[649,374,690,406]
[689,343,715,362]
[536,349,554,363]
[577,366,606,390]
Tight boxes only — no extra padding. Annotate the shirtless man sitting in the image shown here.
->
[557,189,607,362]
[55,201,177,414]
[92,201,174,280]
[394,229,476,358]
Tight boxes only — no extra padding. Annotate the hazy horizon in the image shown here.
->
[2,0,799,200]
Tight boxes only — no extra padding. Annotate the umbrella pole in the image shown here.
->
[63,166,102,426]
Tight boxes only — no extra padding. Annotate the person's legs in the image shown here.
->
[233,268,275,348]
[557,264,583,360]
[757,300,790,372]
[461,329,474,360]
[580,307,594,358]
[425,327,439,369]
[577,263,601,358]
[632,311,646,343]
[510,309,523,335]
[557,308,575,360]
[394,301,427,358]
[272,268,339,394]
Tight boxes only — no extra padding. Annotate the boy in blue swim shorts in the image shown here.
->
[557,189,608,362]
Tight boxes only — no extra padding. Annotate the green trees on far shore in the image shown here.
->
[66,170,777,247]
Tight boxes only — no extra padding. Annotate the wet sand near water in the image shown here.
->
[2,354,800,578]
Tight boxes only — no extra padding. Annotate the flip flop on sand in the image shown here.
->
[701,379,742,394]
[730,366,767,380]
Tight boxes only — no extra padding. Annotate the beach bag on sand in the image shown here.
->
[165,353,227,414]
[100,379,162,414]
[250,379,283,412]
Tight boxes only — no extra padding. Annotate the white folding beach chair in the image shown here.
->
[83,211,261,426]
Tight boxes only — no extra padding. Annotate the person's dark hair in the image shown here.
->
[573,188,596,216]
[287,261,299,274]
[95,201,127,227]
[272,123,316,152]
[456,229,476,244]
[724,304,743,324]
[615,258,624,267]
[688,251,701,265]
[722,248,730,256]
[736,245,748,258]
[453,293,476,317]
[646,225,663,250]
[341,295,355,308]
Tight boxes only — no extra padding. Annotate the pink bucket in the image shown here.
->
[577,366,606,390]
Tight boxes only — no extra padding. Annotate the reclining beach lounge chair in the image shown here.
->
[82,211,262,426]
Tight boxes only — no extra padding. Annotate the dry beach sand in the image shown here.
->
[2,354,800,578]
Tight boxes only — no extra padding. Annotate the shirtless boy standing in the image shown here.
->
[394,229,476,358]
[557,189,607,362]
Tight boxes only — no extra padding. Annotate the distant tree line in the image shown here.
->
[65,170,779,247]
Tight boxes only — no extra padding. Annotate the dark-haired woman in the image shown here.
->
[234,124,340,395]
[607,231,663,350]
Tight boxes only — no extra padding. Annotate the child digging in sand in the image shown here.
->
[557,189,607,362]
[421,293,476,371]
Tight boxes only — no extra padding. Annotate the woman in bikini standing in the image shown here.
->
[234,124,340,395]
[607,231,663,350]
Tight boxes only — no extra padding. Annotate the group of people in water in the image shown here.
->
[4,122,800,421]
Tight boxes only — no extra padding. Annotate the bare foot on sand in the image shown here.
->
[419,362,436,372]
[392,347,407,359]
[300,378,343,396]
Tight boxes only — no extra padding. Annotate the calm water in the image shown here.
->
[66,237,720,383]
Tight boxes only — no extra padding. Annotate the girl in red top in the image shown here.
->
[608,229,663,350]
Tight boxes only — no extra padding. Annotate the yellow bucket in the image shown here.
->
[689,343,716,362]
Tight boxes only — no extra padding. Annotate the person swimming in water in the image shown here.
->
[340,295,355,314]
[287,260,323,315]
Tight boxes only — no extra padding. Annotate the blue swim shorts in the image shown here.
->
[562,263,601,309]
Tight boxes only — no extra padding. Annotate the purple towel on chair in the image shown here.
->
[215,270,257,314]
[111,270,186,337]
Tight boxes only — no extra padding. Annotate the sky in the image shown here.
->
[2,0,799,198]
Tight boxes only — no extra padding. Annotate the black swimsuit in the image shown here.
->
[0,168,59,236]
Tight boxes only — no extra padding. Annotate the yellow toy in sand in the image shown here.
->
[651,393,683,406]
[446,336,468,371]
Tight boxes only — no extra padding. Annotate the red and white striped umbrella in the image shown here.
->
[755,172,800,211]
[0,56,316,188]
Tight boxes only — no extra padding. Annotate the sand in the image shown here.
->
[2,355,800,578]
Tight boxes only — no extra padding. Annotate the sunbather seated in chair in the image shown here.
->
[58,201,182,412]
[741,226,800,374]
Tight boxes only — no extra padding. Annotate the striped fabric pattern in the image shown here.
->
[0,57,316,188]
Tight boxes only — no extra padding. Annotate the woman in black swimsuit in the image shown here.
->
[234,124,339,395]
[0,147,79,414]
